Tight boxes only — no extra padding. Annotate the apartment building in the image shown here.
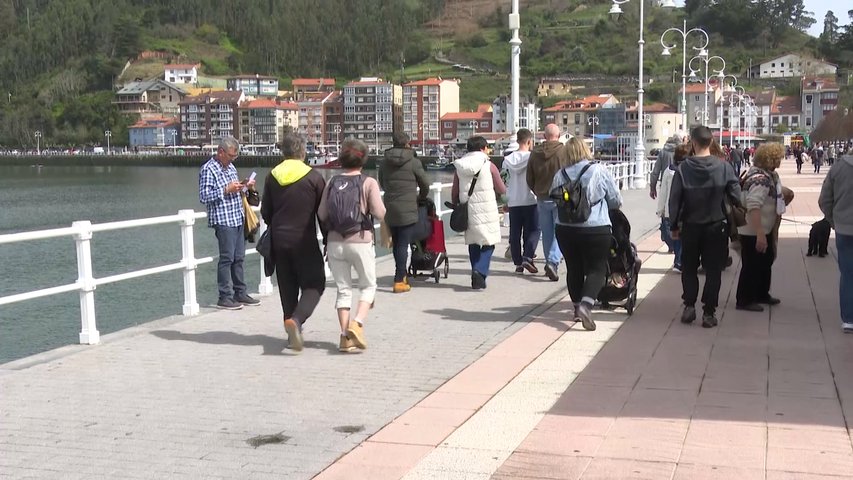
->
[542,94,619,137]
[114,79,187,116]
[292,78,336,101]
[440,106,493,143]
[748,53,836,79]
[323,92,344,150]
[402,78,460,149]
[801,76,840,132]
[178,90,245,145]
[343,78,402,153]
[491,95,540,133]
[164,64,199,84]
[226,74,279,98]
[128,117,180,147]
[238,99,289,145]
[770,96,802,133]
[680,82,720,128]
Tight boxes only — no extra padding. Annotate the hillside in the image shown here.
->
[0,0,847,147]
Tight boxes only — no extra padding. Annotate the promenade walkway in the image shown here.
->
[1,164,849,480]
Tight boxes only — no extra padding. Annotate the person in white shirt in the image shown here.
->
[502,129,541,274]
[657,144,691,272]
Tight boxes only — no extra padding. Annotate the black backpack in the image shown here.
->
[325,174,373,236]
[551,163,597,224]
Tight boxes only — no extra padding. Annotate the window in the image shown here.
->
[444,122,452,128]
[806,95,813,104]
[480,121,489,128]
[771,63,776,67]
[574,113,580,123]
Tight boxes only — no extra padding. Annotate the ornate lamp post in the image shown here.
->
[610,0,676,189]
[587,115,599,155]
[660,20,709,131]
[104,130,112,155]
[34,130,42,156]
[688,54,726,126]
[334,124,341,155]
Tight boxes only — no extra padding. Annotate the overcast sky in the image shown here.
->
[803,0,851,38]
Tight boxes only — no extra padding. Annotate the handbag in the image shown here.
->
[242,194,260,241]
[447,162,485,233]
[256,228,275,277]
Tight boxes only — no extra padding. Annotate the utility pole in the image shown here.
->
[509,0,521,137]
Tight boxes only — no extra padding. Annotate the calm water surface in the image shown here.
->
[0,164,454,363]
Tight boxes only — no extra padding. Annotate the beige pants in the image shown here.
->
[327,242,377,311]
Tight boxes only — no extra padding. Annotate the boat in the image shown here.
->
[306,154,341,169]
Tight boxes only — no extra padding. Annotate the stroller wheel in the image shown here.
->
[434,269,440,283]
[443,259,449,279]
[627,290,638,315]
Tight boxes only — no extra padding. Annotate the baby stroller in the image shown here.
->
[598,209,642,315]
[408,198,450,283]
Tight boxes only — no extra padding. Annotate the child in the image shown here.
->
[658,143,691,272]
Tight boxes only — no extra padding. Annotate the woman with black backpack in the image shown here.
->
[550,137,622,331]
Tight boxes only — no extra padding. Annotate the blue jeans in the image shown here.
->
[537,200,562,267]
[469,244,496,277]
[661,218,682,267]
[214,225,246,301]
[390,223,415,282]
[509,205,541,266]
[838,234,853,324]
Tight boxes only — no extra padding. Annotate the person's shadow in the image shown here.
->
[151,330,339,355]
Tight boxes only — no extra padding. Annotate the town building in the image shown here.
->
[292,78,336,101]
[322,92,344,151]
[402,78,460,150]
[343,78,402,153]
[541,94,619,137]
[491,95,540,133]
[769,96,802,133]
[128,117,180,147]
[680,82,720,129]
[748,53,837,79]
[113,79,188,117]
[440,106,493,144]
[537,77,576,97]
[164,64,199,85]
[178,90,245,145]
[639,103,681,150]
[238,99,290,145]
[226,74,279,98]
[801,76,840,132]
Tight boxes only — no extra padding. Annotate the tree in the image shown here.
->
[822,10,839,43]
[754,0,816,39]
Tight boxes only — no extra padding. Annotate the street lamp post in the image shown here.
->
[169,129,178,147]
[610,0,676,189]
[248,127,255,145]
[418,123,426,157]
[587,115,599,155]
[718,74,738,144]
[104,130,112,155]
[34,130,42,156]
[688,54,726,126]
[509,0,521,137]
[660,20,709,131]
[334,125,341,155]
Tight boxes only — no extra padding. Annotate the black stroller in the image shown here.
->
[598,209,642,315]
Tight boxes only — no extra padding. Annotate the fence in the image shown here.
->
[0,161,653,347]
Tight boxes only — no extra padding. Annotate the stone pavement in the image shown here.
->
[313,162,853,480]
[0,187,658,479]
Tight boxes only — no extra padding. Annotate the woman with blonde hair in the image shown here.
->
[551,137,622,331]
[735,142,786,312]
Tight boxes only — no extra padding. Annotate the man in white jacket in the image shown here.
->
[502,128,541,274]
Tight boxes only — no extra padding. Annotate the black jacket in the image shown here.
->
[379,147,430,227]
[260,160,327,250]
[669,155,743,229]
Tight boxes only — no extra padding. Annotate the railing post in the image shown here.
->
[430,182,444,217]
[256,217,274,296]
[73,221,99,344]
[179,209,200,315]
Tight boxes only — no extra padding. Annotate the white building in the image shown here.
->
[164,64,199,85]
[748,53,837,79]
[402,78,460,149]
[641,104,681,151]
[491,95,540,133]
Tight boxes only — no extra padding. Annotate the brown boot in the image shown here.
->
[346,321,367,350]
[393,282,411,293]
[339,334,356,353]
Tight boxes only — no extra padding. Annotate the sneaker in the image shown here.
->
[571,303,580,321]
[672,264,682,273]
[393,282,411,293]
[339,335,356,353]
[843,322,853,334]
[235,294,260,306]
[544,262,559,282]
[504,246,512,259]
[577,302,596,331]
[283,318,303,351]
[216,298,243,310]
[522,259,539,274]
[702,313,718,328]
[736,303,764,312]
[346,321,367,350]
[472,271,487,290]
[681,305,696,324]
[515,265,525,274]
[758,296,781,306]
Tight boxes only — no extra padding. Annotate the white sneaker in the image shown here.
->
[843,322,853,334]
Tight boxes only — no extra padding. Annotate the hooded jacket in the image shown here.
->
[454,151,502,246]
[650,141,677,188]
[502,150,537,207]
[260,159,326,249]
[526,140,567,199]
[379,147,430,227]
[819,154,853,236]
[668,155,742,229]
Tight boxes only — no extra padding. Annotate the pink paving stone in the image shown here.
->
[683,421,767,447]
[333,442,432,468]
[491,451,591,480]
[368,421,457,447]
[516,430,606,457]
[534,414,615,437]
[767,426,853,453]
[767,395,847,430]
[766,447,853,476]
[436,356,531,395]
[572,369,642,388]
[549,385,632,416]
[580,458,676,480]
[594,419,689,463]
[678,443,766,470]
[314,462,410,480]
[415,391,493,411]
[618,388,698,420]
[767,471,853,480]
[672,464,764,480]
[386,406,475,428]
[481,325,564,359]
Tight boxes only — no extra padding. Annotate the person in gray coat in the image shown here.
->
[819,151,853,333]
[650,134,684,199]
[379,132,430,292]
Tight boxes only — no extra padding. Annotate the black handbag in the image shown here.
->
[447,164,483,233]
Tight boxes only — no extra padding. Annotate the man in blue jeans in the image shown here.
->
[819,149,853,333]
[526,124,567,281]
[199,136,260,310]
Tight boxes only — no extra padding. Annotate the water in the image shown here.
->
[0,165,455,363]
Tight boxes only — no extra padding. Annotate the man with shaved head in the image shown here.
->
[526,124,568,281]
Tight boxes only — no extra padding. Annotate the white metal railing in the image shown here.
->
[0,183,453,346]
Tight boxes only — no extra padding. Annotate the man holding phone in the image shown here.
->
[199,136,260,310]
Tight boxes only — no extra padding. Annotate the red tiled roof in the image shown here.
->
[441,111,491,121]
[164,64,199,69]
[279,102,298,110]
[129,117,179,129]
[347,80,388,86]
[404,78,444,87]
[771,96,802,115]
[292,78,335,87]
[476,104,492,113]
[241,99,280,109]
[680,83,717,94]
[802,75,839,91]
[644,102,677,113]
[179,90,243,105]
